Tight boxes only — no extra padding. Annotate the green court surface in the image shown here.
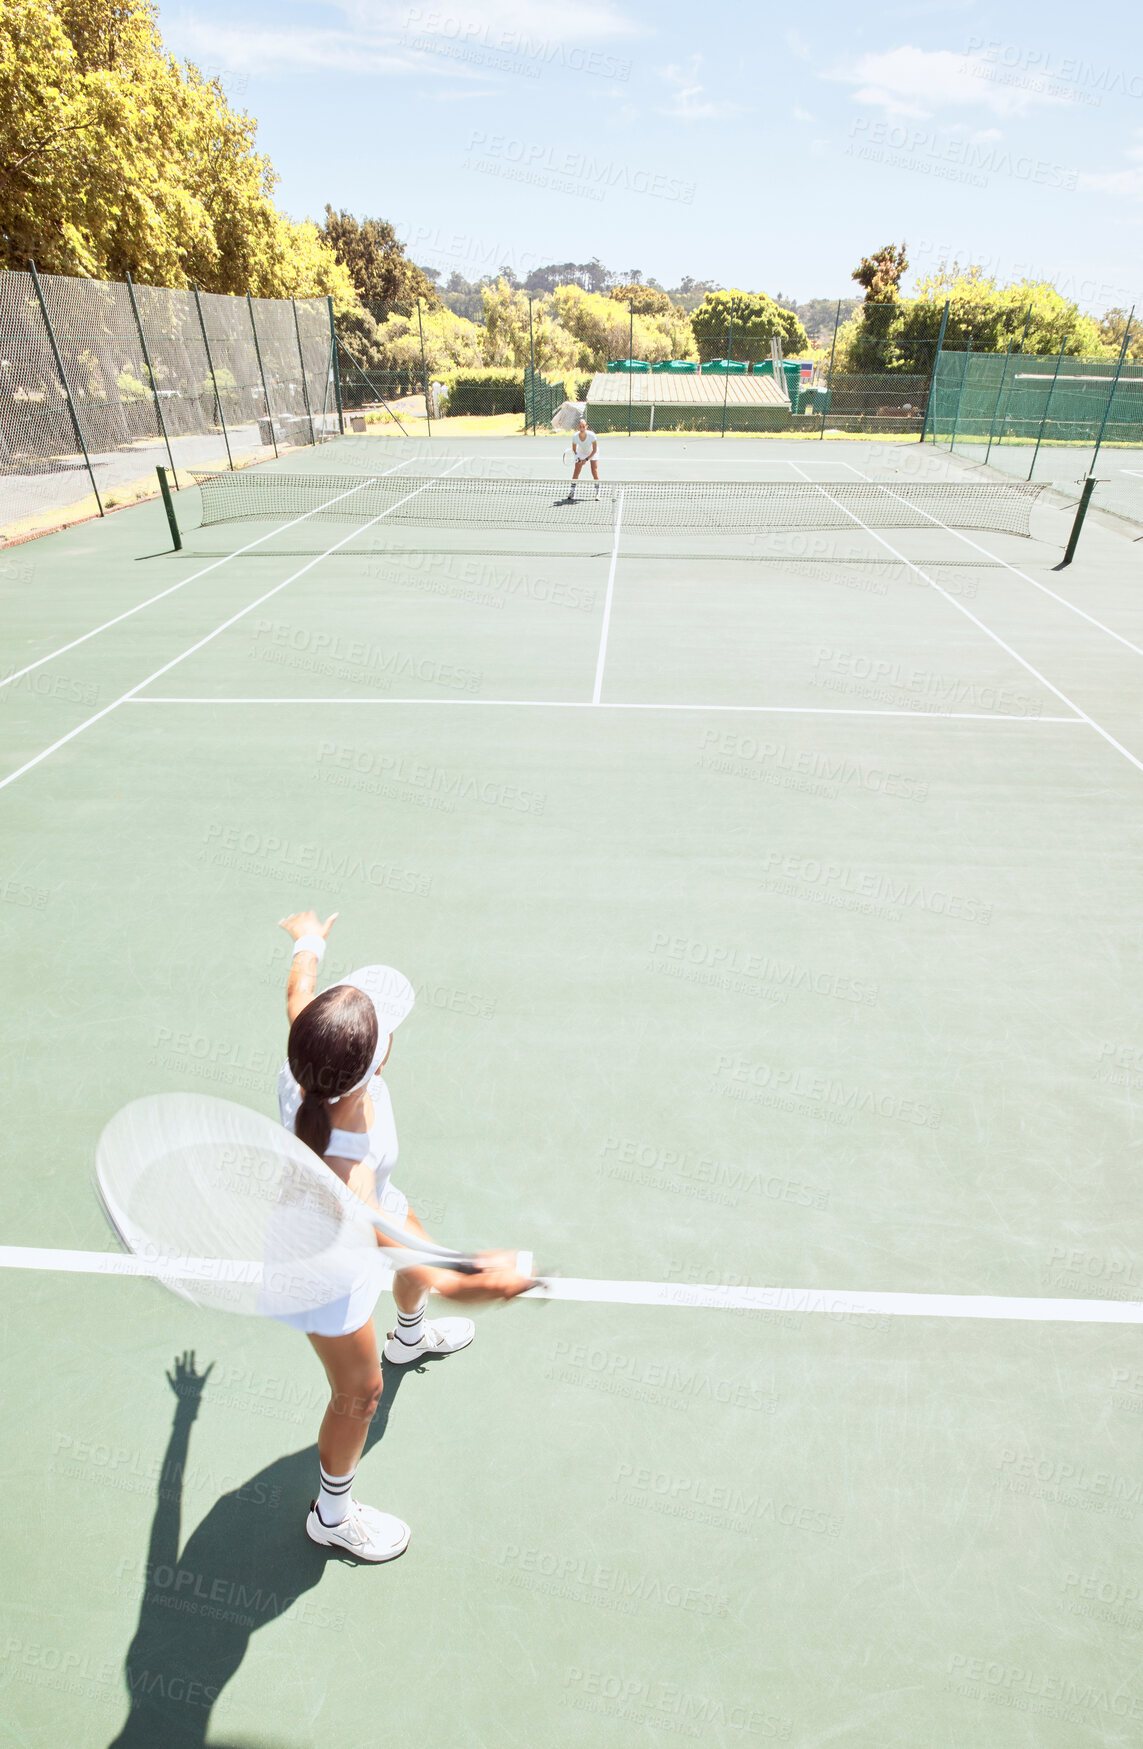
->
[4,435,1143,1747]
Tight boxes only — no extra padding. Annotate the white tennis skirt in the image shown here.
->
[272,1183,409,1338]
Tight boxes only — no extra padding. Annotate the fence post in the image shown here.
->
[721,298,734,437]
[948,334,972,455]
[291,296,316,446]
[527,296,536,434]
[1028,342,1067,480]
[126,270,178,484]
[328,296,344,435]
[194,283,233,468]
[247,293,278,457]
[918,299,950,444]
[984,341,1013,466]
[627,299,634,437]
[415,299,432,435]
[1090,305,1134,475]
[820,298,842,441]
[29,260,103,515]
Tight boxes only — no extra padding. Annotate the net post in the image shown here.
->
[247,292,278,457]
[194,283,233,469]
[1056,475,1097,568]
[948,333,972,455]
[721,297,733,438]
[984,341,1013,466]
[126,270,178,484]
[918,299,949,444]
[328,296,344,434]
[416,299,432,436]
[821,298,841,441]
[290,296,316,446]
[29,259,103,515]
[1090,304,1134,476]
[156,466,182,550]
[1028,342,1067,480]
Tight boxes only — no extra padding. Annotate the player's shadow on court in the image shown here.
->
[106,1351,412,1748]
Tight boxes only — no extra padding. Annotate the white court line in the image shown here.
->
[833,460,1143,659]
[0,463,465,794]
[2,1244,1142,1324]
[592,488,625,705]
[786,462,1143,776]
[122,697,1083,721]
[0,459,416,694]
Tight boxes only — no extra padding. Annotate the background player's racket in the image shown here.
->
[96,1093,534,1318]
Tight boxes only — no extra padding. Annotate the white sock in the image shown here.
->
[569,483,577,498]
[316,1462,355,1527]
[393,1298,427,1347]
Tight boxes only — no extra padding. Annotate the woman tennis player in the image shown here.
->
[277,909,532,1563]
[566,417,601,501]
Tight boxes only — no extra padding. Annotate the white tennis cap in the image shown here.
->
[337,965,416,1036]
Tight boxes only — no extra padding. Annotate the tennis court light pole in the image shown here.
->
[1028,342,1067,479]
[628,298,634,438]
[528,296,536,434]
[28,260,103,515]
[328,296,344,435]
[918,299,950,444]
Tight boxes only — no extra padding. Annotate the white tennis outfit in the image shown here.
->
[273,962,417,1337]
[273,1065,409,1336]
[573,429,597,459]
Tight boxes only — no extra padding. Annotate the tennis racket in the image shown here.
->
[96,1093,534,1318]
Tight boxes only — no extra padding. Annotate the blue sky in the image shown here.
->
[157,0,1143,312]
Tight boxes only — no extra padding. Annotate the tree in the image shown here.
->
[319,209,437,308]
[0,0,353,297]
[1097,308,1143,362]
[609,283,673,315]
[522,259,610,295]
[550,283,696,368]
[690,290,809,360]
[479,280,579,373]
[833,265,1107,374]
[852,242,909,302]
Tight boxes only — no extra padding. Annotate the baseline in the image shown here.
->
[122,698,1083,722]
[2,1244,1142,1325]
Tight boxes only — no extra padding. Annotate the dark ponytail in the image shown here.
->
[288,986,378,1159]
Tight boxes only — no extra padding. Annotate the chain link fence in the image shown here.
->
[0,269,339,544]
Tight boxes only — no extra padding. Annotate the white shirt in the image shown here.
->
[573,430,597,458]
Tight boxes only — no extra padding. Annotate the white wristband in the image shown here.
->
[292,933,326,961]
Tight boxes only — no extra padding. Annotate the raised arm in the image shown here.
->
[279,908,339,1025]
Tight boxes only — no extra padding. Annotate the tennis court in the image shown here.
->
[4,431,1143,1747]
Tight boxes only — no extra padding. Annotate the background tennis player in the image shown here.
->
[567,418,601,500]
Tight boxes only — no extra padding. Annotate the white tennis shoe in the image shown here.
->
[306,1498,411,1562]
[383,1317,475,1365]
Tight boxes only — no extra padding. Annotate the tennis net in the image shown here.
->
[192,471,1053,536]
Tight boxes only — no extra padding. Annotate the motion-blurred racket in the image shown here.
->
[96,1093,533,1318]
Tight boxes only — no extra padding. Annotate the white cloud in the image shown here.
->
[168,0,645,79]
[656,56,747,122]
[792,106,815,122]
[1079,132,1143,199]
[826,44,1075,119]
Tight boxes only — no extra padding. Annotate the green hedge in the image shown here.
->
[440,369,524,416]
